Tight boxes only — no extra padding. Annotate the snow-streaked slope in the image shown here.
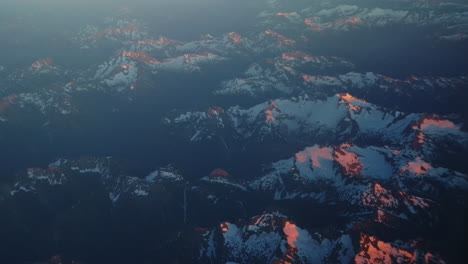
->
[165,93,465,148]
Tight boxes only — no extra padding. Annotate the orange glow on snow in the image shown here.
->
[207,106,223,116]
[390,149,400,155]
[348,17,360,23]
[130,83,137,90]
[265,100,279,122]
[382,74,419,84]
[220,222,228,232]
[265,109,275,121]
[281,51,313,60]
[282,66,295,74]
[117,64,133,70]
[278,220,299,264]
[420,118,458,130]
[337,93,367,111]
[402,157,432,175]
[398,190,430,208]
[413,132,425,149]
[249,214,276,229]
[301,74,313,82]
[381,75,403,83]
[210,168,229,177]
[376,209,386,223]
[117,51,159,64]
[334,143,363,176]
[338,93,367,104]
[411,114,459,131]
[347,17,360,23]
[304,18,323,31]
[32,58,53,68]
[275,12,297,17]
[348,104,361,111]
[305,17,360,31]
[355,233,415,264]
[361,182,398,208]
[334,17,360,26]
[264,30,296,45]
[226,32,241,44]
[283,221,299,248]
[188,52,214,58]
[373,183,385,194]
[295,146,333,167]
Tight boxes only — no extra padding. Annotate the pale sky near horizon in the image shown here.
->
[0,0,256,18]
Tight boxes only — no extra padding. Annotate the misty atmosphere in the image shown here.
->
[0,0,467,263]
